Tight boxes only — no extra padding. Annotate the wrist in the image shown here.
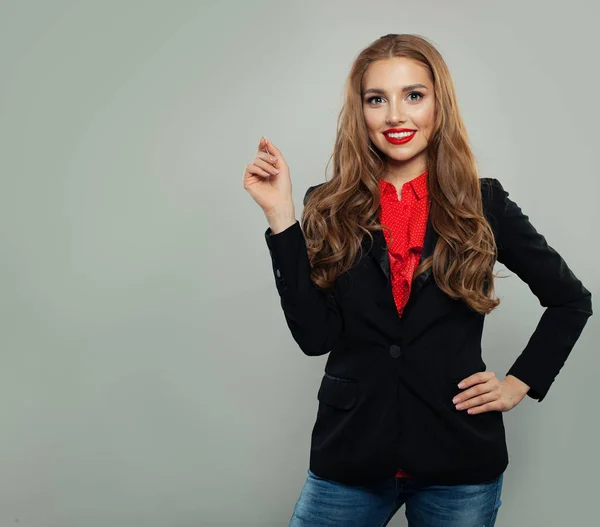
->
[265,204,296,234]
[504,374,530,395]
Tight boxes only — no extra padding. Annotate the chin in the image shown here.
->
[385,151,416,161]
[386,145,426,158]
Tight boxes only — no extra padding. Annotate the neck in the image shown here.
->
[381,167,427,193]
[381,156,427,190]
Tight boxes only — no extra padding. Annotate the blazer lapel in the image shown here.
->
[368,228,390,281]
[410,212,438,297]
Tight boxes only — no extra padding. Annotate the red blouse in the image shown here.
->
[378,170,430,478]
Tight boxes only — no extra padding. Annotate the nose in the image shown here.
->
[385,104,408,126]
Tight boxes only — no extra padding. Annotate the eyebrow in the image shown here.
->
[363,84,428,96]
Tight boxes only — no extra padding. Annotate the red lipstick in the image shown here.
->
[383,128,417,145]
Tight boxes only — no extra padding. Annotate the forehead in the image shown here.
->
[362,57,431,89]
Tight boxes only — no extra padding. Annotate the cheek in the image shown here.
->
[422,105,436,130]
[412,106,434,129]
[363,111,379,132]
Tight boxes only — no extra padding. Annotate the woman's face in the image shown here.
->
[362,57,435,175]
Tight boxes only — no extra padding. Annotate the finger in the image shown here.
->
[454,377,497,402]
[264,138,282,161]
[465,400,501,415]
[256,151,278,166]
[246,163,272,179]
[457,370,495,388]
[453,382,486,404]
[454,390,497,411]
[253,157,280,176]
[257,136,271,157]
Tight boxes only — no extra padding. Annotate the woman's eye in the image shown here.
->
[365,92,423,105]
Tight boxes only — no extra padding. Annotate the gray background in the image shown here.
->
[1,1,598,525]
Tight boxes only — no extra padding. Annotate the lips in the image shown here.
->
[384,130,416,145]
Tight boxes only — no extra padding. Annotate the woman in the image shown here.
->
[243,34,592,526]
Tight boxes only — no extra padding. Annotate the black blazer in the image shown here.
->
[264,177,592,486]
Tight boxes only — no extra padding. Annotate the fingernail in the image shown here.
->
[457,382,464,388]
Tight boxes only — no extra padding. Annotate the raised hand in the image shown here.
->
[243,137,293,216]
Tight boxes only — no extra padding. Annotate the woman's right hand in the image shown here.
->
[243,137,293,216]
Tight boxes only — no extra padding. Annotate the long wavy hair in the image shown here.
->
[302,33,501,314]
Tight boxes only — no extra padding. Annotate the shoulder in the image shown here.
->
[479,177,504,203]
[479,177,508,229]
[303,182,327,205]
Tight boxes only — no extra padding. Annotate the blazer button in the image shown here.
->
[389,344,402,359]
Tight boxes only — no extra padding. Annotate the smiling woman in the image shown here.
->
[244,32,592,527]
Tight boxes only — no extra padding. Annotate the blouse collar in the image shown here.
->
[379,170,429,200]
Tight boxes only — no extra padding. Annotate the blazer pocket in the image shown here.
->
[317,373,359,410]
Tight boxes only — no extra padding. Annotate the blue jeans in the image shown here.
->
[289,469,503,526]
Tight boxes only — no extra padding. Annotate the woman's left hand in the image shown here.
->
[452,372,530,414]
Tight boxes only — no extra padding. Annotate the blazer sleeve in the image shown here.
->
[264,185,344,356]
[490,178,593,402]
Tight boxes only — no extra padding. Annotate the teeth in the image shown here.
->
[386,131,415,138]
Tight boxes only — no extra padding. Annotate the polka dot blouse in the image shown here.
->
[379,170,430,319]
